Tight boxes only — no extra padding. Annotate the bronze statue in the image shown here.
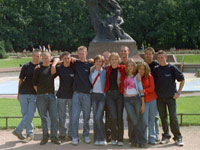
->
[86,0,133,42]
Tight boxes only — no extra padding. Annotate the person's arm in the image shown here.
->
[51,57,60,74]
[140,97,145,114]
[143,75,155,94]
[136,76,145,114]
[33,68,39,93]
[17,79,23,100]
[173,80,185,99]
[34,86,37,93]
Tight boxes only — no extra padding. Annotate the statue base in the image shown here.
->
[87,40,138,59]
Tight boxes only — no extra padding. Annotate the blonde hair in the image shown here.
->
[157,50,166,55]
[94,54,104,65]
[109,52,121,64]
[42,51,51,57]
[137,62,150,78]
[125,58,137,75]
[77,46,87,53]
[144,47,155,54]
[120,45,130,52]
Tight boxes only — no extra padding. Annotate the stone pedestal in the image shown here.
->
[87,40,138,59]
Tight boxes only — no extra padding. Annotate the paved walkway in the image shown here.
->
[0,127,200,150]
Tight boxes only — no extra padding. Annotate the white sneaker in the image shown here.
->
[99,140,107,146]
[84,136,91,144]
[117,141,123,146]
[111,140,117,145]
[23,134,34,143]
[175,139,184,146]
[72,138,79,146]
[94,140,99,145]
[160,137,170,144]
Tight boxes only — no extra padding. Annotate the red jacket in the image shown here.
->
[142,73,157,103]
[104,65,126,94]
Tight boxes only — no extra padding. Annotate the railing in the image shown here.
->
[1,113,200,129]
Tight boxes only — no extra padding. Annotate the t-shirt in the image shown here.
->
[19,61,37,94]
[91,69,103,94]
[72,60,92,94]
[148,60,159,73]
[33,65,55,94]
[56,64,74,99]
[124,76,137,95]
[153,64,184,99]
[108,68,118,90]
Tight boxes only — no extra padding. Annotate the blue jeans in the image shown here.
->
[124,96,146,144]
[57,98,72,137]
[155,109,160,141]
[36,93,58,139]
[157,98,182,140]
[143,99,157,143]
[16,94,37,136]
[106,90,124,142]
[91,93,106,141]
[71,91,91,139]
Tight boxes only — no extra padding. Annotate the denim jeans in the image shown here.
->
[143,99,157,143]
[36,93,58,139]
[16,94,37,136]
[71,91,91,139]
[157,98,182,140]
[91,93,106,141]
[155,109,160,140]
[57,98,72,137]
[106,90,124,142]
[124,96,146,144]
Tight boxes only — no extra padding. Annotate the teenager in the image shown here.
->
[123,59,146,148]
[33,52,60,145]
[137,62,157,145]
[55,52,74,142]
[89,55,107,146]
[144,47,160,142]
[12,49,41,143]
[104,52,125,146]
[71,46,92,145]
[153,50,185,146]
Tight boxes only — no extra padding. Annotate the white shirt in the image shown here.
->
[92,69,103,94]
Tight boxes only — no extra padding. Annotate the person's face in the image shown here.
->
[120,47,129,58]
[127,62,135,75]
[95,59,103,68]
[62,55,71,64]
[110,56,119,67]
[42,55,51,65]
[138,65,145,77]
[78,50,87,61]
[103,53,110,65]
[32,52,41,63]
[157,54,167,65]
[145,50,154,62]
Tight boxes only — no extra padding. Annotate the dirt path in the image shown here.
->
[0,127,200,150]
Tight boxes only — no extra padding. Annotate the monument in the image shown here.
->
[86,0,138,58]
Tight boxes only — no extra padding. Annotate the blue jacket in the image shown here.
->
[89,67,106,94]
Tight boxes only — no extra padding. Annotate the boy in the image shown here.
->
[12,49,41,143]
[33,52,60,145]
[153,50,185,146]
[71,46,92,145]
[55,52,74,142]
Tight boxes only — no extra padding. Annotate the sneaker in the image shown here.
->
[67,136,72,141]
[12,129,26,140]
[40,138,48,145]
[94,140,99,146]
[160,137,170,144]
[111,140,117,145]
[72,138,79,146]
[139,144,148,148]
[51,137,61,145]
[175,139,184,146]
[117,141,123,146]
[99,140,107,146]
[22,134,34,143]
[131,142,139,147]
[84,136,91,144]
[59,136,66,143]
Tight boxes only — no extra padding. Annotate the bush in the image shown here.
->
[5,40,14,52]
[0,41,8,59]
[195,69,200,77]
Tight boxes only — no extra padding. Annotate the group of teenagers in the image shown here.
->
[12,45,185,148]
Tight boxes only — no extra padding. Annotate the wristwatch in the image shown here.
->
[177,91,181,95]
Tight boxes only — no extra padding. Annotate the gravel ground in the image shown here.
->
[0,127,200,150]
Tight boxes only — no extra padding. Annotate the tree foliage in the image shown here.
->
[0,0,199,52]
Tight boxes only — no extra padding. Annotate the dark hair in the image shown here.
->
[61,51,71,58]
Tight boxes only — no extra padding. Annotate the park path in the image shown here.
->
[0,127,200,150]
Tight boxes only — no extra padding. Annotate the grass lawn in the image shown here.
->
[0,57,31,68]
[176,55,200,64]
[0,96,200,129]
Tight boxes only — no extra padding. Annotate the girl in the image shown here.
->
[104,52,125,146]
[137,62,158,145]
[123,59,146,148]
[89,55,107,146]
